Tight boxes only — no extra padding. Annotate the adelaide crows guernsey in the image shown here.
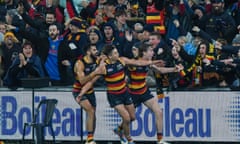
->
[104,59,127,95]
[128,65,149,95]
[72,56,98,94]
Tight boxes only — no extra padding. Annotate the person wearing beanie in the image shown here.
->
[69,17,88,31]
[191,4,207,30]
[88,27,102,40]
[99,21,124,56]
[1,31,21,78]
[65,17,88,63]
[4,31,19,43]
[102,21,116,32]
[88,27,103,52]
[69,19,83,29]
[70,17,87,30]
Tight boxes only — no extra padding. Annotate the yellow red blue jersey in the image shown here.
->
[104,59,127,95]
[128,65,149,95]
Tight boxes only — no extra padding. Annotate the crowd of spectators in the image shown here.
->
[0,0,240,91]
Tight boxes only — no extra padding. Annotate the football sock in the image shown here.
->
[157,132,163,142]
[87,131,94,142]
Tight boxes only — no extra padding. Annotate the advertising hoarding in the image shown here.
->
[0,91,239,142]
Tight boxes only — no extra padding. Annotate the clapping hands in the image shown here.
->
[19,53,26,67]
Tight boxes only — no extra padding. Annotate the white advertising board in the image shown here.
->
[0,90,239,142]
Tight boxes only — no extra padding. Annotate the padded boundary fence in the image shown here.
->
[0,87,239,144]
